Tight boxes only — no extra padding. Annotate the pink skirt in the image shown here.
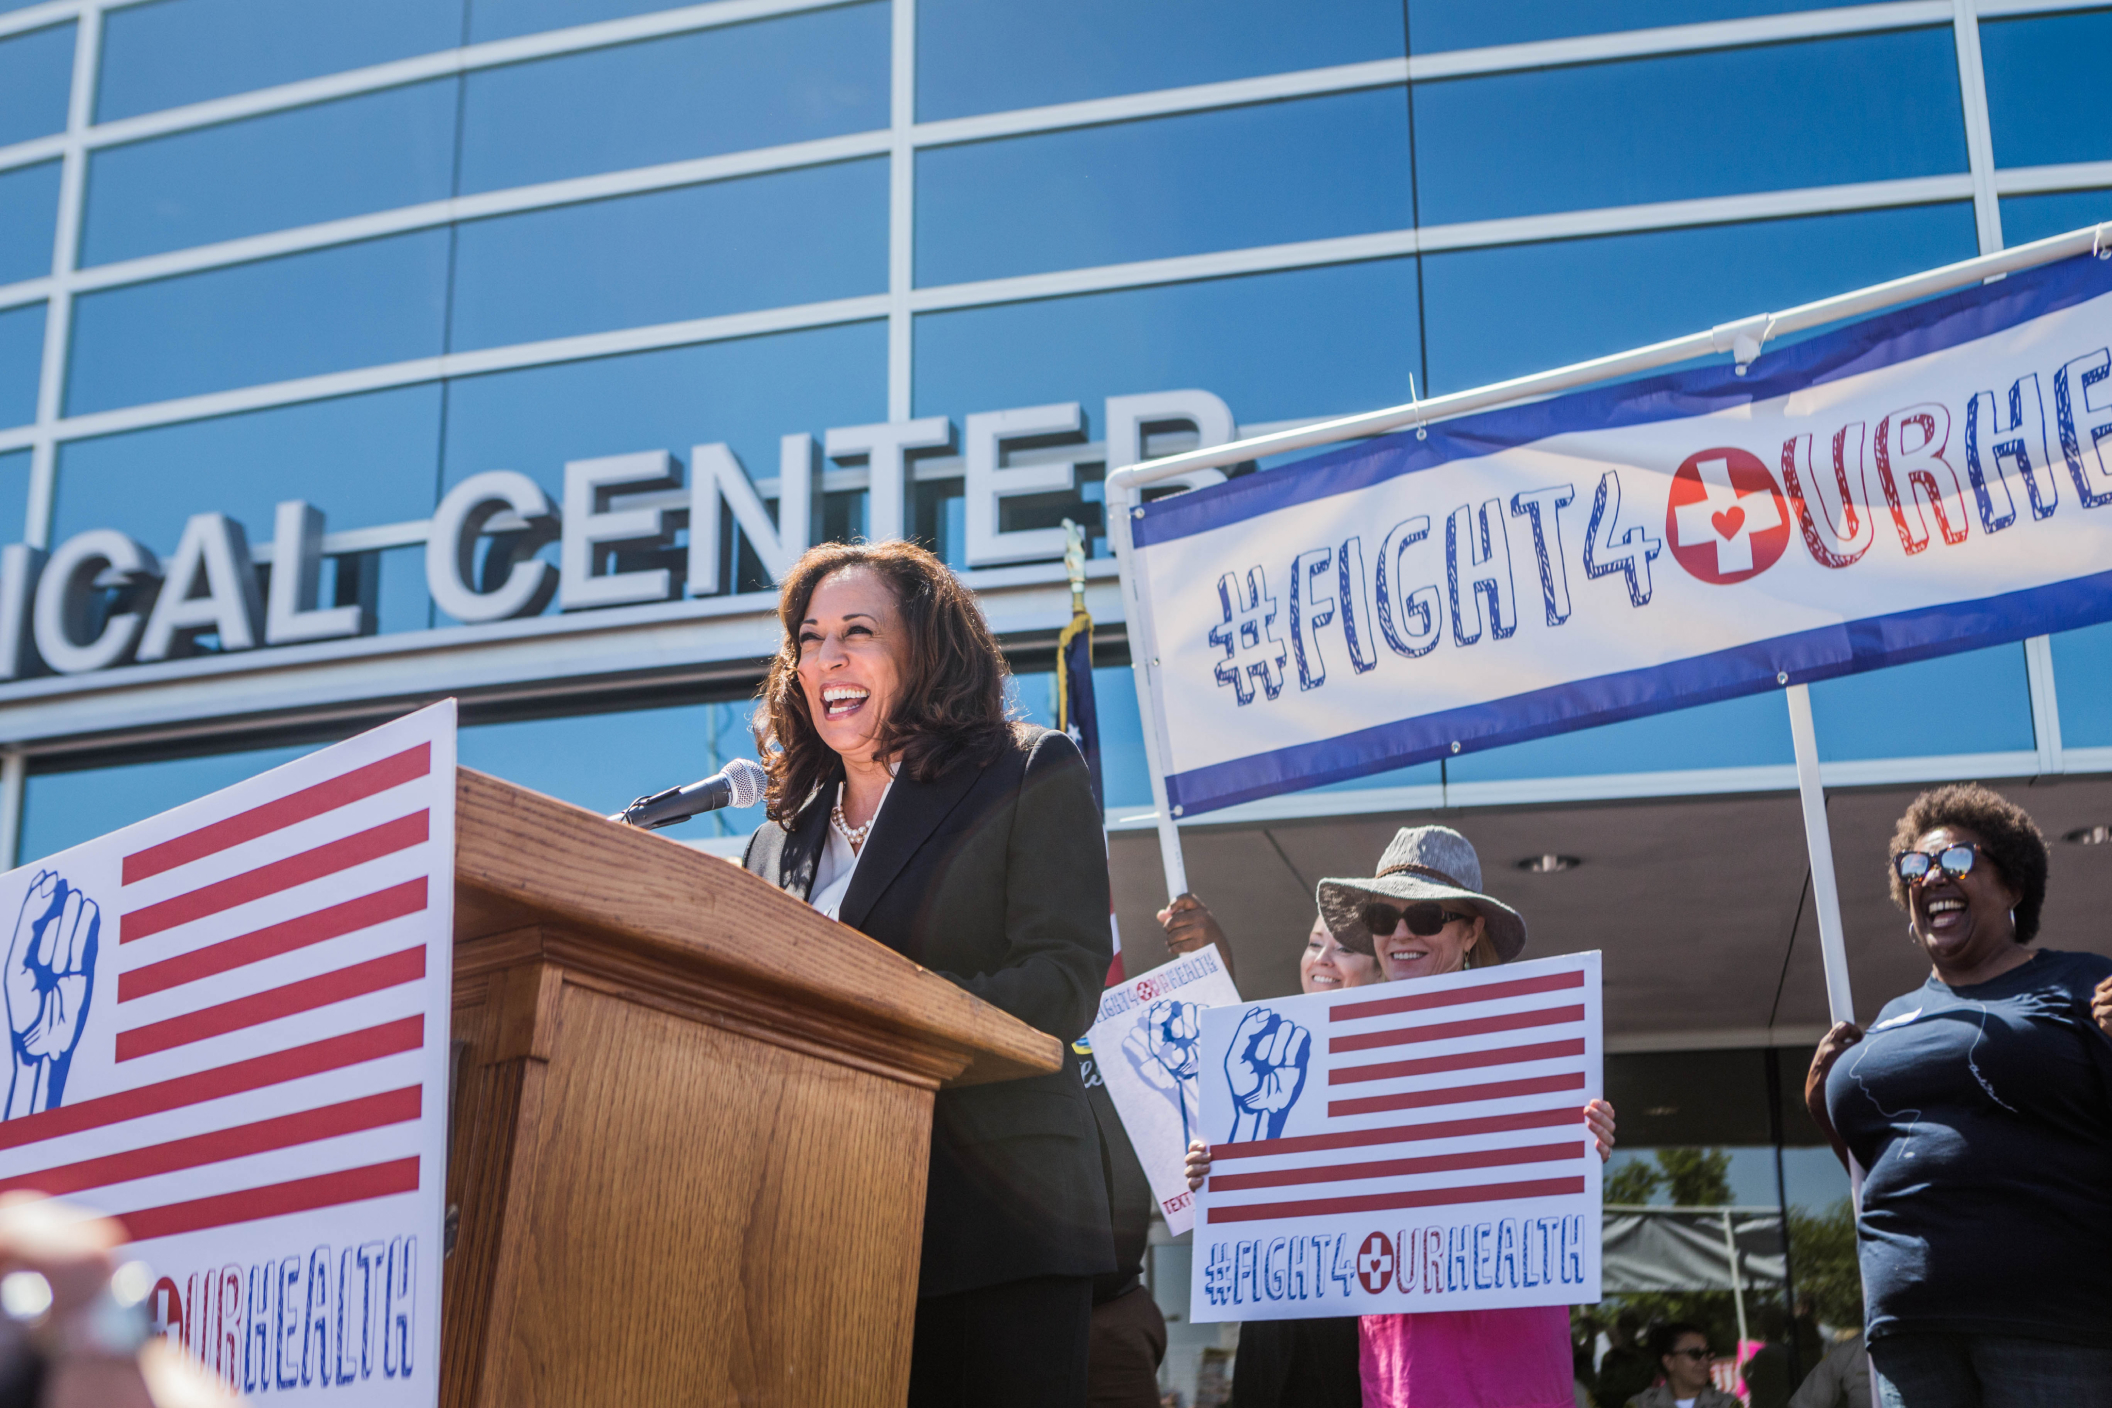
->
[1359,1307,1576,1408]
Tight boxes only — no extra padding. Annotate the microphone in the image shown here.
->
[611,757,769,830]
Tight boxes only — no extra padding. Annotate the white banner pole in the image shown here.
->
[1785,684,1855,1025]
[1106,477,1190,901]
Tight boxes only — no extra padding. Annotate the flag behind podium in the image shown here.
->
[0,703,455,1404]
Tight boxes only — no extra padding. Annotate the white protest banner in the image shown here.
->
[1086,945,1242,1235]
[0,702,456,1403]
[1127,252,2112,815]
[1188,952,1601,1322]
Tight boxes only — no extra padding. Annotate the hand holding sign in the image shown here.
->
[1225,1006,1310,1141]
[4,869,100,1119]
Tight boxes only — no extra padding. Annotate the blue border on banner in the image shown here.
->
[1163,569,2112,815]
[1134,249,2112,549]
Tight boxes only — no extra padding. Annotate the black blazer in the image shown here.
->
[744,724,1117,1297]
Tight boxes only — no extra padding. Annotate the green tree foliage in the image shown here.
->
[1655,1147,1733,1207]
[1786,1197,1863,1330]
[1603,1159,1664,1205]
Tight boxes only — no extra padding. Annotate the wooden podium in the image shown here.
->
[440,768,1063,1407]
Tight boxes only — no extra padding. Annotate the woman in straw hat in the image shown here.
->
[1185,824,1617,1408]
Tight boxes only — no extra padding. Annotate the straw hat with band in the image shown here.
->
[1318,824,1526,964]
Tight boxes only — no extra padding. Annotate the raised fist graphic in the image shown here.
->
[1123,1000,1204,1143]
[1225,1006,1310,1142]
[5,870,100,1119]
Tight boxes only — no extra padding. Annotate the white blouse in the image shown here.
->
[808,779,890,921]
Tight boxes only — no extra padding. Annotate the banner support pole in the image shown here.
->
[1106,478,1190,902]
[1785,684,1855,1025]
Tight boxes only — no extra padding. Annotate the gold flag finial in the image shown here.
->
[1060,518,1088,616]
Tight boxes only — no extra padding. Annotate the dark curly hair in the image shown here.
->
[1887,782,2049,943]
[756,540,1014,823]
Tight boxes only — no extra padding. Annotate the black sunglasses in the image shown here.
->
[1359,901,1475,937]
[1668,1347,1712,1362]
[1894,843,1980,883]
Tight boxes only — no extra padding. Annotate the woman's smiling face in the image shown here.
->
[1905,822,2020,971]
[1373,908,1483,983]
[795,566,904,764]
[1300,915,1380,993]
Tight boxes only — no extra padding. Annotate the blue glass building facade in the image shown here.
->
[2,0,2108,1393]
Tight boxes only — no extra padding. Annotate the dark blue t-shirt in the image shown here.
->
[1824,949,2112,1346]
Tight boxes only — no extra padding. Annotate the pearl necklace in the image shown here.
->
[831,802,874,852]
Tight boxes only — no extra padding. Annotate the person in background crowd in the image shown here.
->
[1184,826,1618,1408]
[1788,1335,1870,1408]
[1625,1323,1740,1408]
[1155,892,1239,984]
[1739,1303,1793,1408]
[743,541,1113,1408]
[1595,1313,1660,1408]
[1158,900,1374,1408]
[1806,784,2112,1408]
[0,1193,231,1408]
[1076,1029,1166,1408]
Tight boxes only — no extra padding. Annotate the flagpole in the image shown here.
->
[1103,482,1191,902]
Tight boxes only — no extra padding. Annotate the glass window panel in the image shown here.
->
[95,0,465,123]
[449,160,887,352]
[1809,645,2035,760]
[0,160,60,285]
[1413,31,1968,226]
[1420,204,1979,394]
[65,231,450,415]
[2049,622,2112,749]
[1446,692,1795,782]
[1981,9,2112,170]
[1410,0,1874,53]
[54,385,442,546]
[54,388,445,636]
[459,5,887,194]
[915,89,1412,287]
[916,0,1404,122]
[21,742,316,864]
[1007,664,1153,810]
[1997,189,2112,249]
[460,699,767,837]
[915,259,1421,430]
[444,321,885,497]
[468,0,700,45]
[0,22,72,147]
[0,301,43,429]
[82,80,460,267]
[0,448,29,543]
[441,321,884,614]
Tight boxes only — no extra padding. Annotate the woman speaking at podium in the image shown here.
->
[743,541,1116,1408]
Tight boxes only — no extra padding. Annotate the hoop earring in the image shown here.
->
[1907,922,1920,944]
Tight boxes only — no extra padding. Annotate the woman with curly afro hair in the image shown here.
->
[1805,783,2112,1407]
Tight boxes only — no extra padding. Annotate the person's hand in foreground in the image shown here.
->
[1156,893,1235,982]
[1585,1098,1616,1161]
[0,1192,234,1408]
[1184,1139,1210,1194]
[1804,1019,1866,1170]
[2093,974,2112,1041]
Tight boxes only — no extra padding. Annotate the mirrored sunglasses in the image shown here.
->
[1358,901,1475,937]
[1894,843,1980,883]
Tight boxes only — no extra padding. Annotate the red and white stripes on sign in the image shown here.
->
[1205,970,1591,1226]
[0,744,439,1242]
